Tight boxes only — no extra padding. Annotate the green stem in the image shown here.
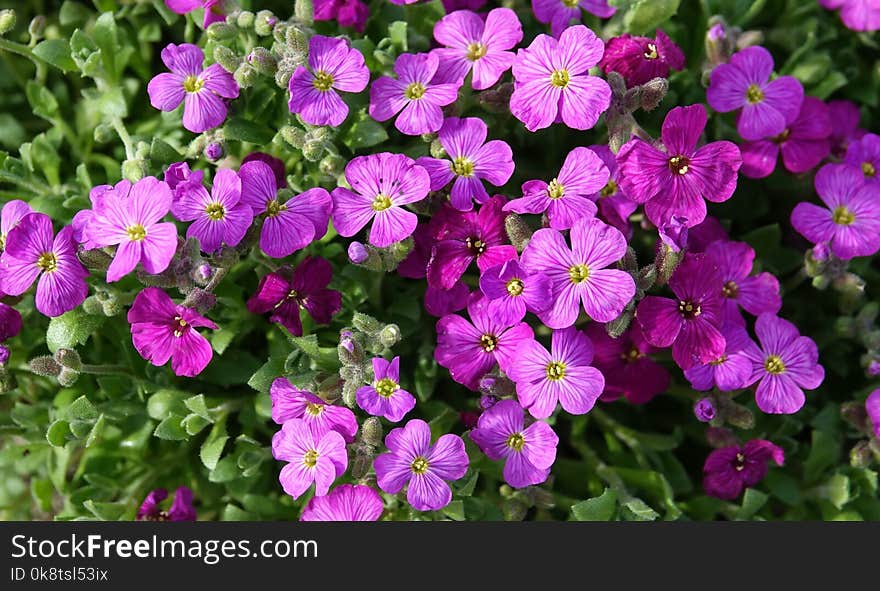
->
[0,37,44,64]
[79,364,135,377]
[109,116,136,161]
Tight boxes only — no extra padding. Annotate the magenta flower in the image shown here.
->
[374,419,468,512]
[172,168,253,253]
[599,29,685,86]
[426,196,517,290]
[368,53,460,136]
[705,240,781,326]
[356,356,416,423]
[683,326,759,392]
[331,152,430,248]
[688,216,729,253]
[270,377,358,443]
[740,97,832,179]
[617,104,742,228]
[469,399,558,488]
[508,327,605,419]
[87,176,178,282]
[479,258,552,326]
[791,163,880,260]
[819,0,880,31]
[0,200,32,250]
[300,484,384,521]
[531,0,616,37]
[424,280,470,318]
[127,287,217,377]
[288,35,370,127]
[443,0,487,10]
[246,257,342,336]
[827,99,866,157]
[137,486,196,521]
[744,314,824,415]
[866,389,880,440]
[165,0,225,28]
[504,146,609,230]
[587,145,638,238]
[636,253,726,370]
[520,216,635,328]
[239,160,331,258]
[272,418,348,500]
[315,0,369,33]
[415,117,514,212]
[435,293,534,391]
[0,213,88,318]
[703,439,784,500]
[147,43,238,133]
[510,25,611,132]
[0,303,22,351]
[164,162,204,198]
[843,132,880,185]
[706,46,804,141]
[430,8,522,90]
[585,324,670,405]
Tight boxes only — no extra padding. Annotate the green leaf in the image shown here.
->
[182,413,211,436]
[224,117,275,144]
[146,389,189,420]
[46,308,105,353]
[619,0,681,35]
[342,110,389,150]
[83,500,128,521]
[248,356,286,392]
[826,473,850,510]
[804,430,841,483]
[25,81,59,120]
[153,415,188,441]
[149,138,180,164]
[209,456,242,483]
[620,498,660,521]
[571,488,618,521]
[31,478,54,513]
[46,420,71,447]
[454,469,479,497]
[735,488,768,520]
[33,39,76,72]
[388,21,408,51]
[200,422,228,471]
[442,500,465,521]
[184,394,212,421]
[84,414,105,447]
[64,396,98,422]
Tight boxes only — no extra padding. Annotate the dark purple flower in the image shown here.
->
[617,104,742,228]
[684,325,759,391]
[827,99,866,157]
[315,0,369,33]
[0,303,22,362]
[137,486,196,521]
[585,324,670,405]
[269,377,358,442]
[866,389,880,439]
[531,0,616,37]
[843,132,880,185]
[819,0,880,32]
[636,253,726,370]
[703,439,784,500]
[172,168,253,253]
[424,280,470,318]
[397,222,432,279]
[469,399,558,488]
[164,0,226,28]
[246,257,342,336]
[600,29,685,86]
[442,0,486,11]
[272,418,348,499]
[241,153,287,188]
[587,145,638,238]
[688,216,729,253]
[300,484,384,521]
[705,240,781,326]
[479,258,552,326]
[356,356,416,423]
[374,419,468,511]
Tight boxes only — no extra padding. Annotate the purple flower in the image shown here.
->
[703,439,784,500]
[688,216,729,253]
[374,419,468,511]
[272,418,348,499]
[0,303,22,342]
[745,314,824,415]
[171,168,253,253]
[315,0,369,33]
[147,43,238,133]
[791,163,880,260]
[520,216,635,328]
[587,145,638,238]
[86,176,178,282]
[0,213,88,317]
[658,216,689,253]
[443,0,487,11]
[705,240,781,326]
[504,146,608,230]
[866,389,880,440]
[127,287,217,377]
[164,162,204,203]
[479,258,552,326]
[288,35,370,127]
[269,377,358,443]
[246,257,342,336]
[599,29,685,86]
[531,0,616,37]
[827,99,866,157]
[508,327,605,418]
[415,117,514,212]
[740,97,832,179]
[368,53,460,136]
[356,356,416,423]
[331,152,430,248]
[585,324,669,405]
[636,253,726,370]
[510,25,611,132]
[694,398,716,423]
[165,0,225,28]
[617,104,742,228]
[843,132,880,185]
[469,399,558,488]
[430,8,522,90]
[435,293,534,391]
[300,484,384,521]
[0,200,32,250]
[241,153,287,188]
[424,281,470,318]
[706,46,804,141]
[684,326,759,391]
[426,196,517,290]
[137,486,196,521]
[239,160,331,258]
[819,0,880,32]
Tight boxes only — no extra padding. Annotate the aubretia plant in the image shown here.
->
[1,0,879,525]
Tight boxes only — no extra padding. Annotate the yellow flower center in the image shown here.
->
[410,456,430,475]
[506,278,524,296]
[550,69,570,88]
[375,377,398,398]
[312,70,334,92]
[372,194,393,211]
[832,205,855,225]
[172,315,188,338]
[746,84,764,104]
[506,432,525,452]
[303,449,319,468]
[546,361,566,381]
[862,161,876,177]
[668,155,690,175]
[265,199,287,218]
[709,355,727,366]
[205,202,226,221]
[451,156,475,177]
[568,264,590,284]
[466,236,487,255]
[644,43,659,60]
[405,82,426,100]
[562,0,579,7]
[722,280,739,298]
[547,179,565,200]
[126,224,147,242]
[36,251,58,273]
[183,75,205,93]
[480,333,498,352]
[621,346,642,363]
[734,452,746,471]
[678,300,701,318]
[466,42,487,61]
[764,355,786,375]
[305,402,325,416]
[600,180,618,197]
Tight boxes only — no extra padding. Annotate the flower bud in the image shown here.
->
[0,367,13,393]
[280,126,306,149]
[735,30,764,51]
[207,22,236,41]
[54,348,82,372]
[302,139,325,161]
[0,9,16,36]
[605,308,633,338]
[233,62,259,88]
[341,380,359,408]
[479,394,498,410]
[0,345,10,366]
[183,288,217,314]
[694,398,716,422]
[121,158,148,183]
[636,265,656,292]
[705,426,738,448]
[352,312,382,334]
[77,247,112,270]
[640,77,668,111]
[868,360,880,377]
[29,355,62,377]
[204,142,224,162]
[28,15,45,41]
[93,123,115,143]
[477,82,513,114]
[294,0,314,25]
[57,367,80,387]
[705,20,730,66]
[338,330,365,365]
[850,440,874,468]
[195,263,213,284]
[82,295,104,315]
[502,499,528,521]
[247,47,277,76]
[479,374,515,397]
[101,298,122,317]
[236,10,255,28]
[213,45,241,73]
[379,324,401,348]
[361,417,383,447]
[255,10,278,36]
[429,139,447,159]
[285,24,309,55]
[504,213,532,252]
[319,153,346,177]
[350,443,376,479]
[724,401,754,430]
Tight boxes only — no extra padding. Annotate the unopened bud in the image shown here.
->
[479,374,515,398]
[505,213,532,252]
[54,348,82,372]
[247,47,277,76]
[82,295,104,315]
[735,30,764,51]
[850,440,874,468]
[255,10,278,36]
[605,309,633,338]
[57,367,80,387]
[429,139,447,159]
[77,247,112,270]
[236,10,255,28]
[28,15,45,41]
[183,288,217,314]
[285,24,309,55]
[694,398,716,422]
[350,443,376,479]
[725,402,754,430]
[379,324,401,348]
[233,62,259,88]
[280,126,306,149]
[101,298,122,317]
[302,139,325,161]
[213,45,240,73]
[93,123,114,143]
[0,345,10,366]
[352,312,382,334]
[29,355,62,377]
[477,82,513,114]
[361,417,383,447]
[0,367,12,392]
[121,158,148,183]
[338,330,365,365]
[479,394,498,410]
[841,401,869,433]
[207,22,236,41]
[502,499,528,521]
[0,9,16,35]
[204,142,224,162]
[636,265,656,292]
[640,77,668,111]
[341,380,358,407]
[705,426,738,448]
[319,153,345,177]
[294,0,314,25]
